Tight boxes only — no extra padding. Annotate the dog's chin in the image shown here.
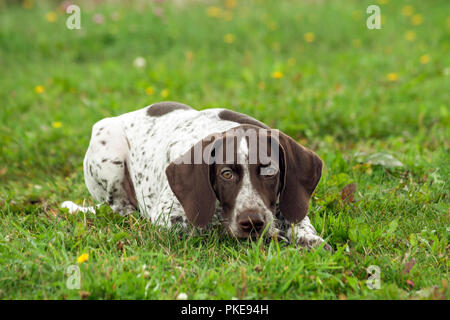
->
[244,233,262,241]
[225,227,263,241]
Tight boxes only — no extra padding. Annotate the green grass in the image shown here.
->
[0,0,448,299]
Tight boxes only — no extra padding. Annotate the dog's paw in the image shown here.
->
[297,233,333,253]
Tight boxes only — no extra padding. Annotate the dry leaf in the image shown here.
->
[116,240,125,251]
[341,183,357,203]
[79,291,91,299]
[403,258,416,274]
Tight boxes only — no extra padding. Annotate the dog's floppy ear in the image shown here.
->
[165,136,218,228]
[276,130,323,223]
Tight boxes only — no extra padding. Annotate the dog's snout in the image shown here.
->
[237,212,264,233]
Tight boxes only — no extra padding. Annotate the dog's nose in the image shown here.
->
[237,212,264,233]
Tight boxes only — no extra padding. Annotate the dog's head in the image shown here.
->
[165,124,322,239]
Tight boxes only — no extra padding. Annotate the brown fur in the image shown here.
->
[147,101,192,117]
[218,109,270,129]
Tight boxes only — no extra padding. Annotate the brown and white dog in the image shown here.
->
[62,102,331,250]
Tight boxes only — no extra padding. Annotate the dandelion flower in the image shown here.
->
[160,89,169,98]
[401,5,414,17]
[34,85,45,94]
[225,0,237,9]
[77,253,89,264]
[386,73,398,82]
[271,71,283,79]
[411,14,423,26]
[206,6,221,18]
[52,122,62,129]
[287,58,296,66]
[45,11,57,23]
[145,87,154,95]
[405,30,416,41]
[420,54,430,64]
[224,33,235,44]
[304,32,315,43]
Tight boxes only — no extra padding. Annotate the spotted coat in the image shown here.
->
[63,102,331,251]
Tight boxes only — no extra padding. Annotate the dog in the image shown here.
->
[62,101,331,250]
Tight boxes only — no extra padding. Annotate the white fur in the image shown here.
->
[229,137,274,236]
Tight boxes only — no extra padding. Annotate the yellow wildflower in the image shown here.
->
[420,54,430,64]
[225,0,237,9]
[304,32,315,43]
[387,73,398,82]
[77,253,89,264]
[34,85,45,94]
[52,122,62,129]
[145,87,154,95]
[206,6,221,18]
[161,89,169,98]
[224,33,235,44]
[411,14,423,26]
[271,71,283,79]
[45,11,57,23]
[401,5,414,17]
[405,30,416,41]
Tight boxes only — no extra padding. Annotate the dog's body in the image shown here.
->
[64,102,330,250]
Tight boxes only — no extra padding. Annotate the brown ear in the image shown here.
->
[277,131,323,223]
[165,137,218,228]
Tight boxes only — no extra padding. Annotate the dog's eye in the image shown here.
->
[221,168,233,180]
[260,165,278,176]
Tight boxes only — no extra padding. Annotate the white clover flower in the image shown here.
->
[133,57,146,68]
[176,292,188,300]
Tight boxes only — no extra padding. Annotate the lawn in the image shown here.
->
[0,0,448,299]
